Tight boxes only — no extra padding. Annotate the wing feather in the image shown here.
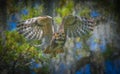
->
[60,15,95,37]
[17,16,54,42]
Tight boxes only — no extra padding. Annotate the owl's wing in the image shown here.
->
[59,15,96,37]
[17,16,54,42]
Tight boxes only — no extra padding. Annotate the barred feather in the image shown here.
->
[17,16,53,41]
[17,15,96,54]
[60,15,95,37]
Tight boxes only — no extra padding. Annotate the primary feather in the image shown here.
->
[17,16,54,49]
[60,15,95,37]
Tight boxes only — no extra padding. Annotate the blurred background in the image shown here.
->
[0,0,120,74]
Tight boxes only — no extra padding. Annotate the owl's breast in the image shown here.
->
[43,32,66,54]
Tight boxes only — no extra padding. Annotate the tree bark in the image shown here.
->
[0,0,7,45]
[42,0,58,16]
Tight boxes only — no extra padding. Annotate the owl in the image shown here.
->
[17,15,95,54]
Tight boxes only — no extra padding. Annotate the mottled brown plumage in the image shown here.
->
[17,15,95,54]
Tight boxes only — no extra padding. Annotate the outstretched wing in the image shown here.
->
[17,16,54,47]
[59,15,95,37]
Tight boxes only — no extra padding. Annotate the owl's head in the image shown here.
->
[53,32,66,45]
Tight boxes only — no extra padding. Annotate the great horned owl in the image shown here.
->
[17,15,95,54]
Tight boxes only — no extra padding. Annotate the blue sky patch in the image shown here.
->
[99,42,106,53]
[75,42,82,49]
[76,64,91,74]
[105,60,117,74]
[21,9,28,15]
[90,11,100,18]
[8,22,17,30]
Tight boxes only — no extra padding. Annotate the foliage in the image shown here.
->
[54,16,62,25]
[21,5,43,20]
[79,7,91,18]
[55,0,74,24]
[0,31,49,73]
[56,0,74,17]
